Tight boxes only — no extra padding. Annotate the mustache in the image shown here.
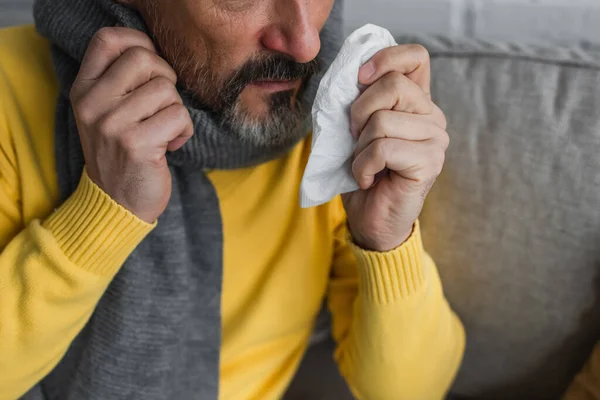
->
[220,53,320,109]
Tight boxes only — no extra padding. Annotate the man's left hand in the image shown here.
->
[343,44,449,252]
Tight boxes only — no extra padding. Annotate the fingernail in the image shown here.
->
[359,61,375,82]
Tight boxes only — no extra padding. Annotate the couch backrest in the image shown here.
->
[403,35,600,399]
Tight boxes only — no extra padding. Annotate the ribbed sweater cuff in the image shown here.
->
[351,221,426,304]
[43,170,155,276]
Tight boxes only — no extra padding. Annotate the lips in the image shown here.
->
[249,79,298,91]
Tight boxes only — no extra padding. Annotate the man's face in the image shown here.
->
[134,0,335,146]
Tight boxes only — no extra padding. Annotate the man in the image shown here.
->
[0,0,464,399]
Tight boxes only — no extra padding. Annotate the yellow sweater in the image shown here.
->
[564,342,600,400]
[0,26,465,400]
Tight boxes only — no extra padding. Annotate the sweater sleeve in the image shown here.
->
[0,169,154,400]
[327,201,465,400]
[563,342,600,400]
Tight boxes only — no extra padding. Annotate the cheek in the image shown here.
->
[141,1,211,62]
[184,8,264,79]
[313,0,336,31]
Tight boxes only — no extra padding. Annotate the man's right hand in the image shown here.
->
[70,27,193,224]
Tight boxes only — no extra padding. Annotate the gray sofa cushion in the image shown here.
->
[404,36,600,399]
[289,39,600,400]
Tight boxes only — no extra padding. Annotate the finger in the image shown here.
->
[136,104,194,153]
[354,111,448,158]
[358,44,431,97]
[166,135,192,153]
[73,27,157,96]
[89,47,177,103]
[108,76,182,127]
[352,138,444,189]
[350,72,433,137]
[431,103,447,130]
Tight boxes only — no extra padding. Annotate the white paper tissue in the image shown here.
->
[299,24,398,208]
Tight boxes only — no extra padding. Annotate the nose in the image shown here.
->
[261,0,322,63]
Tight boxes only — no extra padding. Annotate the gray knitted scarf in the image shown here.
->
[29,1,343,399]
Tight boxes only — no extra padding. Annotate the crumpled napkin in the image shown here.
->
[299,24,397,208]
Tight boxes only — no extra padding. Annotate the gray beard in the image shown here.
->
[219,90,310,148]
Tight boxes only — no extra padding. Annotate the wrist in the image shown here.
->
[86,169,161,224]
[43,169,155,275]
[350,226,413,252]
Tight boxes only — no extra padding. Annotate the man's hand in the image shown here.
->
[70,27,193,223]
[343,44,449,252]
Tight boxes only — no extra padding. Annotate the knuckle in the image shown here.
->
[149,157,164,169]
[147,150,165,166]
[154,76,175,93]
[410,43,430,63]
[74,95,98,125]
[387,71,407,92]
[428,122,449,148]
[119,133,139,155]
[170,92,183,109]
[127,46,155,69]
[389,70,406,83]
[97,113,121,137]
[440,130,450,150]
[436,107,448,129]
[69,84,81,104]
[172,104,190,121]
[440,114,448,130]
[151,77,178,105]
[93,27,119,50]
[373,138,388,159]
[371,110,388,134]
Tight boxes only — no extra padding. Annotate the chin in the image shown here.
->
[240,99,272,121]
[238,90,271,117]
[239,91,298,122]
[220,90,307,149]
